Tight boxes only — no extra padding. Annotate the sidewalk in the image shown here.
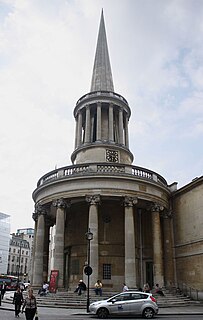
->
[1,300,203,316]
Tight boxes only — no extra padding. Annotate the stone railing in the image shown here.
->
[76,91,129,106]
[37,163,167,187]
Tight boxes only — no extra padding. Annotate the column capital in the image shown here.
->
[33,203,47,220]
[162,209,173,219]
[86,194,100,205]
[52,198,68,209]
[124,196,138,207]
[151,203,165,213]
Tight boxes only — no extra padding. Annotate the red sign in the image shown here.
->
[49,270,59,293]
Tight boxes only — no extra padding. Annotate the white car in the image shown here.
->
[89,291,158,319]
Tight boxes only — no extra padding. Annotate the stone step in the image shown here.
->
[4,290,195,309]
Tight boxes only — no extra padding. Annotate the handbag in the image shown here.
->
[35,310,39,320]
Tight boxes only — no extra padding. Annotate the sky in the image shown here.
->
[0,0,203,233]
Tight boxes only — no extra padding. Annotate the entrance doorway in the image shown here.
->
[146,261,153,289]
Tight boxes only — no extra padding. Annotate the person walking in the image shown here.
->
[1,281,7,299]
[22,288,37,320]
[13,287,23,318]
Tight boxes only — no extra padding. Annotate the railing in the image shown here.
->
[37,163,168,187]
[177,283,200,301]
[76,90,129,106]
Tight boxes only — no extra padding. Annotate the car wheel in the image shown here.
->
[97,307,109,319]
[142,307,154,319]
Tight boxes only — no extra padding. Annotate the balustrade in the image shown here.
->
[37,163,167,187]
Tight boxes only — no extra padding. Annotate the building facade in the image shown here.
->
[7,233,31,282]
[0,212,10,274]
[31,11,203,297]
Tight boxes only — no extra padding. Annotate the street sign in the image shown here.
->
[84,266,92,276]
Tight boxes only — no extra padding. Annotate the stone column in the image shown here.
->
[119,107,124,144]
[31,216,37,285]
[86,195,100,287]
[124,196,138,288]
[84,105,91,143]
[163,210,175,288]
[76,111,82,147]
[32,204,46,286]
[43,223,50,282]
[108,103,114,141]
[151,203,164,287]
[96,102,102,141]
[52,198,66,288]
[124,115,129,148]
[74,114,79,149]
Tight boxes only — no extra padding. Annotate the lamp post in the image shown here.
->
[85,228,93,313]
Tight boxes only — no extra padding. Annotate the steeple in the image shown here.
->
[72,10,133,165]
[90,10,114,92]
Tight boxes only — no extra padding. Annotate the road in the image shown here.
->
[1,309,203,320]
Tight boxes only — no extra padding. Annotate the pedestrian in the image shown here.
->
[155,283,164,296]
[0,281,7,299]
[122,283,129,291]
[74,280,86,295]
[22,288,37,320]
[13,286,23,318]
[94,280,103,296]
[143,283,150,293]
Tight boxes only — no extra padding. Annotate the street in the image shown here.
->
[1,309,203,320]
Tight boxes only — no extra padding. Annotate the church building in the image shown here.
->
[32,11,203,297]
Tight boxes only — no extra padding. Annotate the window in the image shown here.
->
[71,260,79,275]
[103,264,111,279]
[13,248,16,253]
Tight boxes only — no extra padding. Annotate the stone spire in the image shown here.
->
[90,9,114,92]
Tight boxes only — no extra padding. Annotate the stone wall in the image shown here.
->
[173,178,203,294]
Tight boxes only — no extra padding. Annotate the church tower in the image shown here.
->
[32,11,174,292]
[72,10,133,166]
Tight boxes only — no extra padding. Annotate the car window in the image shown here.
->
[130,293,148,300]
[111,293,131,302]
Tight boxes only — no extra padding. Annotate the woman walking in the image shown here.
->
[22,288,37,320]
[13,286,23,318]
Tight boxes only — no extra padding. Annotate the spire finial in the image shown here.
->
[90,10,114,92]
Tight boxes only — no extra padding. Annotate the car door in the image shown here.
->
[108,292,131,315]
[128,292,147,314]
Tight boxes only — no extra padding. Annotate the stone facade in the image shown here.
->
[172,177,203,298]
[31,11,203,298]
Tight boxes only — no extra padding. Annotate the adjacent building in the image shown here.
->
[0,212,10,274]
[7,228,34,282]
[31,11,203,299]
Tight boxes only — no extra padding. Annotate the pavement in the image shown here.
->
[1,299,203,316]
